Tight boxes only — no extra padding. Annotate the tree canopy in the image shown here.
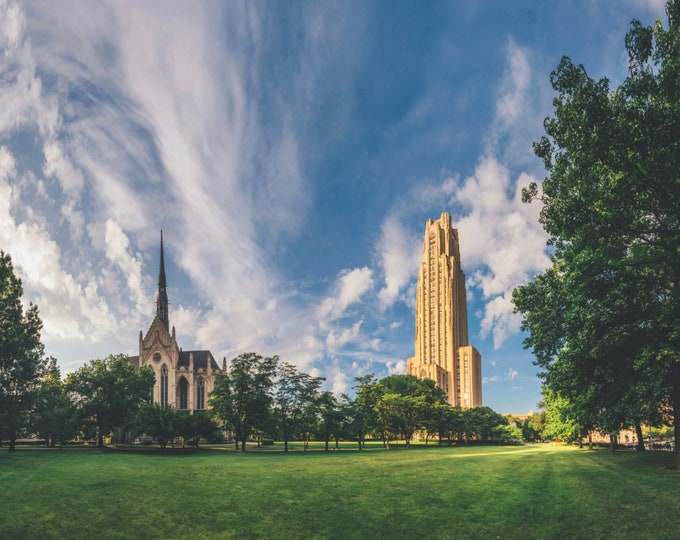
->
[0,252,46,451]
[209,352,278,452]
[66,354,154,447]
[513,0,680,466]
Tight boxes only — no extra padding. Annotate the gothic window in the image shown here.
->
[196,377,205,410]
[179,377,188,410]
[160,365,169,408]
[153,352,161,363]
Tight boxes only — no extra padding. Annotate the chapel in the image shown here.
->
[130,232,224,411]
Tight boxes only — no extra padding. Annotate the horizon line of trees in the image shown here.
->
[0,243,518,452]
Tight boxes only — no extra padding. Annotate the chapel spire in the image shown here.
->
[156,230,169,331]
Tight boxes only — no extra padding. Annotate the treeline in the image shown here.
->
[0,249,523,452]
[3,348,524,451]
[208,352,519,452]
[1,352,217,450]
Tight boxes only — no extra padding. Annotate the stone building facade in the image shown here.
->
[130,233,224,411]
[407,212,483,408]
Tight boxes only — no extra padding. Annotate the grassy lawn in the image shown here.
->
[0,443,678,539]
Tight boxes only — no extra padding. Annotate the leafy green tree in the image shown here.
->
[514,0,680,467]
[375,392,427,447]
[541,388,589,444]
[462,406,507,442]
[273,362,324,452]
[209,352,278,452]
[136,402,177,449]
[0,252,47,451]
[351,374,381,449]
[317,391,345,451]
[32,358,77,448]
[375,374,447,447]
[522,411,546,442]
[187,410,220,447]
[66,354,155,447]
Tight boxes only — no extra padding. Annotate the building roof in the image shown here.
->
[129,355,140,370]
[178,350,221,371]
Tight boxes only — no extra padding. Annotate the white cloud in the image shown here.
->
[494,38,530,129]
[386,359,406,375]
[326,319,363,353]
[507,368,518,380]
[450,157,549,347]
[42,139,84,195]
[377,215,422,310]
[104,219,146,312]
[317,267,374,327]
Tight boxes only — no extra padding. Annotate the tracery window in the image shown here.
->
[161,365,169,408]
[179,377,188,410]
[196,377,205,410]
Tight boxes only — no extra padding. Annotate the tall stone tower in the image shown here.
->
[407,212,482,408]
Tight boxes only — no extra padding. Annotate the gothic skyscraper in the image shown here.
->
[407,212,482,408]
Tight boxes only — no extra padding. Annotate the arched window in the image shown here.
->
[179,377,188,410]
[196,377,205,410]
[160,365,169,408]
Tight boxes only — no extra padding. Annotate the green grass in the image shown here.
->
[0,443,678,539]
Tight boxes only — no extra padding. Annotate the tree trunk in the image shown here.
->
[609,434,616,455]
[240,438,246,452]
[588,434,593,451]
[9,432,16,452]
[634,420,645,452]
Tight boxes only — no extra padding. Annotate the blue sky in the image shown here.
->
[0,0,667,414]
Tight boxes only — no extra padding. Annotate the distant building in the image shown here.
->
[130,232,224,411]
[407,212,482,408]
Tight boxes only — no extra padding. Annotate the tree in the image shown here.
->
[209,352,278,452]
[136,402,178,449]
[462,407,507,442]
[422,402,464,445]
[317,391,345,451]
[0,252,47,451]
[273,362,323,452]
[521,411,546,442]
[375,374,447,447]
[177,410,219,448]
[541,388,590,445]
[351,374,381,450]
[375,392,427,447]
[32,358,77,448]
[514,0,680,467]
[66,354,155,447]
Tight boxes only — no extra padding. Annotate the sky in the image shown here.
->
[0,0,668,414]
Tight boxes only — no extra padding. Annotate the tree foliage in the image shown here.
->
[209,352,278,452]
[32,358,77,448]
[273,362,324,452]
[0,252,46,451]
[66,354,154,447]
[514,0,680,466]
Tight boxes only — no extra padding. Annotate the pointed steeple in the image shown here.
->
[156,230,169,331]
